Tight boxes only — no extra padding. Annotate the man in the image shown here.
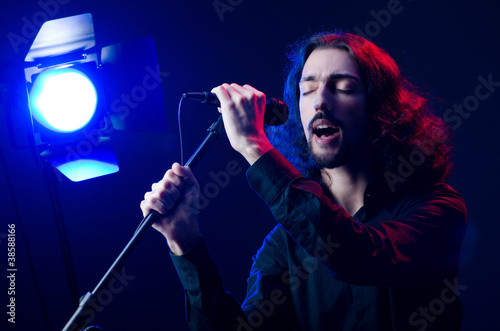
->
[141,32,467,330]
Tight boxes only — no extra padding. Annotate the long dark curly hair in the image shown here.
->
[266,31,453,192]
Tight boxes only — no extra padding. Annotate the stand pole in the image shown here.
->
[62,115,224,331]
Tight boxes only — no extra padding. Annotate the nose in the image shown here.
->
[313,85,332,112]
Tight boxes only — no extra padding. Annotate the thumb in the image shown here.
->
[172,163,199,190]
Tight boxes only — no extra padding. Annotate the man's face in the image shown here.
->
[299,48,370,169]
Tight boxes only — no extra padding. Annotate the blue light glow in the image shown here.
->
[30,68,97,133]
[57,159,119,182]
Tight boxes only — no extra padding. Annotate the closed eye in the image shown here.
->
[302,89,354,97]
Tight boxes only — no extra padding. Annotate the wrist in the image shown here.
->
[240,139,273,165]
[167,234,200,256]
[161,223,200,255]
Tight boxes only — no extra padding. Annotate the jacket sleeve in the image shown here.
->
[246,148,467,286]
[171,235,296,330]
[171,237,246,330]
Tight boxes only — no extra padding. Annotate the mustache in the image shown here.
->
[307,112,344,132]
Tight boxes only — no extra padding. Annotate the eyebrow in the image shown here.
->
[300,73,361,83]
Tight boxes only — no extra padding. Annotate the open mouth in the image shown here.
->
[312,124,340,139]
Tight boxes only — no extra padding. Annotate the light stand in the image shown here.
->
[62,115,224,331]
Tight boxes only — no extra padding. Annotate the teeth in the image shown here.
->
[314,125,338,131]
[316,125,330,129]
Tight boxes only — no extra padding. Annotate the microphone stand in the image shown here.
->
[62,115,224,331]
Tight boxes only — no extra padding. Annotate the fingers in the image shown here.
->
[242,84,266,105]
[211,83,265,110]
[172,163,200,191]
[209,83,271,162]
[141,163,198,216]
[211,84,230,106]
[234,84,266,106]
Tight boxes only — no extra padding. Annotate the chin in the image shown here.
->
[310,143,350,170]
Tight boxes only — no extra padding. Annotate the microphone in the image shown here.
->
[182,92,289,126]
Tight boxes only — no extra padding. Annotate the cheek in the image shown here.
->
[345,97,368,127]
[356,102,369,130]
[346,109,370,142]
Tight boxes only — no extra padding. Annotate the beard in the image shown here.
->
[307,112,350,169]
[308,135,351,169]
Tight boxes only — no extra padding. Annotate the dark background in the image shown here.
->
[0,0,498,330]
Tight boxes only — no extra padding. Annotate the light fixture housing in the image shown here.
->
[24,13,166,182]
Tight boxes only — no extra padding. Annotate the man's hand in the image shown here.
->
[140,163,200,255]
[211,83,273,164]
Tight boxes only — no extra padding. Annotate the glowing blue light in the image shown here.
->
[57,159,119,182]
[30,68,97,132]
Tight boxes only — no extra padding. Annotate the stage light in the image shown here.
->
[29,67,98,133]
[24,13,166,182]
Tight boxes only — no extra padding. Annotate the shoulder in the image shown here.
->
[402,182,467,215]
[249,225,290,273]
[388,182,468,234]
[259,225,289,253]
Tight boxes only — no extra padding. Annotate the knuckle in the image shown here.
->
[164,169,175,179]
[152,199,166,214]
[226,100,236,109]
[163,181,172,190]
[236,96,248,106]
[157,189,168,201]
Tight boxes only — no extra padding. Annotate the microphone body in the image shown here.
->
[182,92,288,126]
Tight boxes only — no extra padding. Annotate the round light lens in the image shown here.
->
[30,68,97,133]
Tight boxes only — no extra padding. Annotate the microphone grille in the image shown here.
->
[264,99,289,126]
